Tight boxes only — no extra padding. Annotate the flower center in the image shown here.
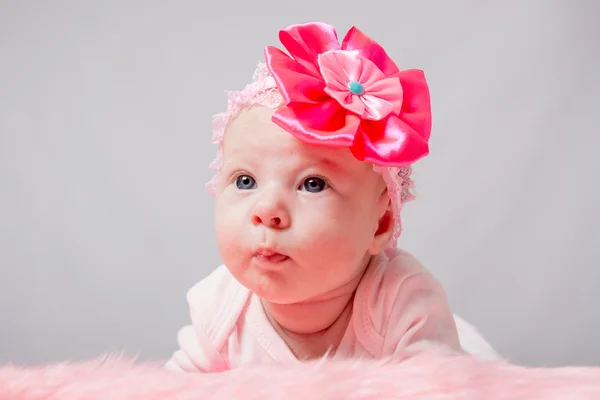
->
[347,80,365,96]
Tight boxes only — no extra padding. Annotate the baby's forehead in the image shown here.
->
[225,107,341,157]
[224,112,368,173]
[221,107,385,191]
[225,134,352,171]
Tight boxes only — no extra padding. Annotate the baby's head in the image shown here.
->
[206,22,431,304]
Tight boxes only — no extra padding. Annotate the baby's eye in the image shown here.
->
[300,177,328,193]
[235,175,256,190]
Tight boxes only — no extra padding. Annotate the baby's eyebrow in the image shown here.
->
[316,157,344,171]
[221,155,259,172]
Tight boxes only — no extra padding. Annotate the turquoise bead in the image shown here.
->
[347,81,365,95]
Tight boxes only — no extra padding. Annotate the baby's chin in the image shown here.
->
[246,278,307,305]
[245,278,348,307]
[226,257,354,305]
[236,270,317,305]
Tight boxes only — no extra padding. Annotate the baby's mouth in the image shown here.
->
[254,248,289,263]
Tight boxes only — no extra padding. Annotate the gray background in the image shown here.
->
[1,1,598,367]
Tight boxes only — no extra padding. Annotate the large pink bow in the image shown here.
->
[264,22,432,166]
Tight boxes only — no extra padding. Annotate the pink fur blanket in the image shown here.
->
[1,350,599,399]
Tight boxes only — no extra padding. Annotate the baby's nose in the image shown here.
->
[252,214,287,228]
[251,200,290,229]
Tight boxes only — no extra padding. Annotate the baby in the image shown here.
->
[166,22,462,373]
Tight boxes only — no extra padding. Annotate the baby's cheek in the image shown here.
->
[214,204,243,255]
[297,213,358,253]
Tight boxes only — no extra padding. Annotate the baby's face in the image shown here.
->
[214,106,392,304]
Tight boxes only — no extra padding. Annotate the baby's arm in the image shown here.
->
[164,324,225,373]
[165,325,206,372]
[386,272,463,357]
[164,267,240,373]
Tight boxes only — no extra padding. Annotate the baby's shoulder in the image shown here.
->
[187,264,246,302]
[364,248,442,294]
[169,266,250,371]
[186,265,251,333]
[355,248,447,325]
[354,248,460,354]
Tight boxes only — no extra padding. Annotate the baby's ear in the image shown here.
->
[368,192,394,255]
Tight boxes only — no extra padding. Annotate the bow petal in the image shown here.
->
[341,27,400,77]
[265,46,328,104]
[350,116,429,166]
[279,22,341,75]
[318,50,367,116]
[317,50,362,91]
[318,50,402,120]
[396,69,432,141]
[360,76,403,120]
[360,94,396,121]
[272,100,360,146]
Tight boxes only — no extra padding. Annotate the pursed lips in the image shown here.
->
[253,247,289,264]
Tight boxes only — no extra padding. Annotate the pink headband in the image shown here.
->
[207,22,433,245]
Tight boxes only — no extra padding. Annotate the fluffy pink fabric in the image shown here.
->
[1,351,599,399]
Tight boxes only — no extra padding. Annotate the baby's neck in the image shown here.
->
[261,270,365,359]
[264,291,354,334]
[263,293,354,360]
